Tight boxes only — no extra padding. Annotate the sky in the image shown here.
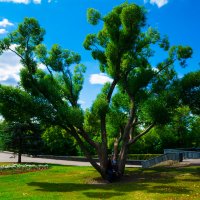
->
[0,0,199,109]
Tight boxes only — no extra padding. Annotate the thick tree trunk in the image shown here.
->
[97,147,108,179]
[113,138,119,161]
[118,142,129,175]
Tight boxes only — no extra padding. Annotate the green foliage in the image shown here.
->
[42,126,77,155]
[169,46,193,67]
[84,109,100,137]
[0,85,34,122]
[87,8,101,25]
[91,84,110,118]
[181,71,200,114]
[92,95,109,118]
[141,97,170,124]
[125,68,154,96]
[0,121,43,156]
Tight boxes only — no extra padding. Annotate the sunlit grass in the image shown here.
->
[0,164,199,200]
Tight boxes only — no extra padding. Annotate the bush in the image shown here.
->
[127,154,162,160]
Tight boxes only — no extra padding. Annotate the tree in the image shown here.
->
[42,125,78,156]
[0,3,195,180]
[0,86,43,162]
[0,120,42,163]
[180,71,200,115]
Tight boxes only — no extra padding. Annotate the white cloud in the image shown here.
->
[0,19,14,27]
[145,0,168,8]
[0,28,7,34]
[90,73,113,85]
[78,100,85,105]
[0,0,42,4]
[33,0,41,4]
[0,0,30,3]
[0,46,22,86]
[0,46,50,86]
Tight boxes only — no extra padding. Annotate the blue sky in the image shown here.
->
[0,0,199,109]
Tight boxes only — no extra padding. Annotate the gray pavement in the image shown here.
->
[1,152,199,167]
[0,152,93,166]
[0,152,141,167]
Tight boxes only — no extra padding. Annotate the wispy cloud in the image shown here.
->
[0,0,42,4]
[78,100,85,105]
[33,0,41,4]
[144,0,168,8]
[0,18,14,27]
[89,73,112,85]
[0,0,29,3]
[0,28,7,34]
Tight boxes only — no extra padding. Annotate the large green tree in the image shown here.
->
[0,3,197,180]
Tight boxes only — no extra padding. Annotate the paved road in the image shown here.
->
[0,152,94,166]
[1,152,199,167]
[0,152,140,167]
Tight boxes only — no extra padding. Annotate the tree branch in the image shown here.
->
[128,123,155,146]
[78,128,99,150]
[121,99,135,141]
[154,59,175,76]
[8,48,24,61]
[107,78,118,103]
[68,125,101,173]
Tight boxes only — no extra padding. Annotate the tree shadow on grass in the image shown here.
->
[27,181,191,199]
[27,168,194,199]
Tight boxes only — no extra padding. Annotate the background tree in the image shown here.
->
[0,85,44,162]
[0,3,196,180]
[0,120,42,163]
[180,71,200,115]
[42,125,78,156]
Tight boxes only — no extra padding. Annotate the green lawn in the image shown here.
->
[0,164,199,200]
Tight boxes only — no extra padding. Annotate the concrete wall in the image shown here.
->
[164,149,200,159]
[142,153,180,168]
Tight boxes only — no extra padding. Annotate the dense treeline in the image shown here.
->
[1,105,199,156]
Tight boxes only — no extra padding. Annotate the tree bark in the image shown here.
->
[118,100,135,175]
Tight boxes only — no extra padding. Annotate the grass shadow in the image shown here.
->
[27,166,197,199]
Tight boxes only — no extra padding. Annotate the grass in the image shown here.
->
[0,164,199,200]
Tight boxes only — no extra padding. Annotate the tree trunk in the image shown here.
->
[118,142,128,175]
[18,151,22,163]
[97,146,108,179]
[18,135,22,163]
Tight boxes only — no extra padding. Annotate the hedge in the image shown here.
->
[127,154,162,160]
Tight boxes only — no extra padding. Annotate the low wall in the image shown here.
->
[164,149,200,159]
[142,153,180,168]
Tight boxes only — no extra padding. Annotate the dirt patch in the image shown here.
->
[85,171,173,185]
